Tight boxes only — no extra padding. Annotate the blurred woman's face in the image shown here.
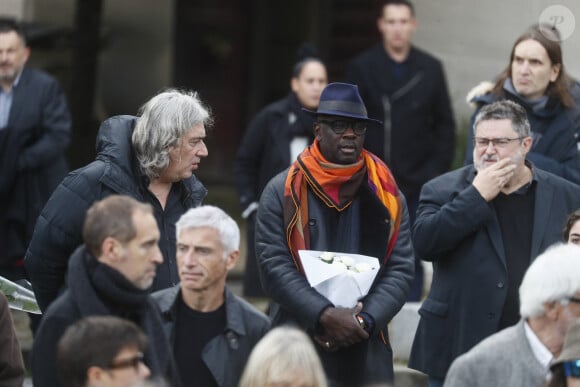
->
[291,61,327,110]
[568,220,580,245]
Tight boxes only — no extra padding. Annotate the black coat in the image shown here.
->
[346,45,456,200]
[153,285,271,387]
[233,93,315,296]
[31,247,180,387]
[25,115,207,312]
[256,170,415,384]
[0,66,71,263]
[233,93,315,213]
[408,165,580,378]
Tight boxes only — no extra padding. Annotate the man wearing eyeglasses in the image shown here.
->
[256,82,415,386]
[444,243,580,387]
[31,195,180,387]
[56,316,151,387]
[409,100,580,387]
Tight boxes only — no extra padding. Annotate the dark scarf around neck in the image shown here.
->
[67,247,182,387]
[87,254,150,312]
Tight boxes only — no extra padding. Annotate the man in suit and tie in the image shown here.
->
[408,99,580,387]
[0,22,71,281]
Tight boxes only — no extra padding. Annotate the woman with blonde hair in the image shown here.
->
[239,326,328,387]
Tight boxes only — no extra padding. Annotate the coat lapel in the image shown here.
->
[7,67,28,127]
[466,169,507,268]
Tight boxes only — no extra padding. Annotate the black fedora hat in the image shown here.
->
[303,82,382,124]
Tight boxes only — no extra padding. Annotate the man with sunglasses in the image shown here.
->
[56,316,151,387]
[409,100,580,387]
[444,243,580,387]
[256,82,415,386]
[31,195,180,387]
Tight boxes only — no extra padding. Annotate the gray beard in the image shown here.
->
[0,68,19,85]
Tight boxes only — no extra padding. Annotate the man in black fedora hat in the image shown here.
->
[255,82,415,386]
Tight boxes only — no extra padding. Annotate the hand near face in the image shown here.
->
[472,158,516,201]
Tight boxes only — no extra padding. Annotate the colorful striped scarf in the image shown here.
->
[283,140,402,273]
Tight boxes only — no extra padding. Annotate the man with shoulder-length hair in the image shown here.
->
[25,89,212,312]
[409,100,580,386]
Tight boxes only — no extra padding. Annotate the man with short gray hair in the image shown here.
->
[153,205,270,387]
[409,99,580,386]
[444,243,580,387]
[25,89,212,312]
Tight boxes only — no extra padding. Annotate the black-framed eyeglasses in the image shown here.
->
[473,137,525,148]
[564,359,580,378]
[319,120,367,136]
[107,352,144,371]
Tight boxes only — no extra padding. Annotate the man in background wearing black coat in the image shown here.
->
[0,23,71,281]
[346,0,455,300]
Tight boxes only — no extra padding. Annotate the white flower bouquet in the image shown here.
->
[298,250,380,308]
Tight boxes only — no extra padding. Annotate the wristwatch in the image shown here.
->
[355,314,367,330]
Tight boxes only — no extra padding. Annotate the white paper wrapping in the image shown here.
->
[298,250,380,308]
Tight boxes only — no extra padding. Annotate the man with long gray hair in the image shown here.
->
[25,89,212,312]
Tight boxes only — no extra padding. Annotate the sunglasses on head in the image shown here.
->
[564,360,580,378]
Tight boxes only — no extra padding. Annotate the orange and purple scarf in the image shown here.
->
[283,140,402,273]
